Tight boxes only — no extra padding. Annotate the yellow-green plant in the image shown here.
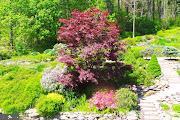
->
[36,93,65,117]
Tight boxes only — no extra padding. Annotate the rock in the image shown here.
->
[25,109,39,118]
[144,90,157,96]
[22,109,138,120]
[60,115,69,119]
[126,111,137,120]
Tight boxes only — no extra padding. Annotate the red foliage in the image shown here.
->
[58,55,75,66]
[57,8,125,89]
[58,73,75,88]
[89,90,117,110]
[78,69,97,83]
[58,8,119,48]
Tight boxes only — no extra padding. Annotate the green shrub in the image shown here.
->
[123,37,136,46]
[72,95,93,112]
[141,47,154,58]
[123,47,144,64]
[125,17,161,35]
[0,49,13,60]
[43,49,56,56]
[115,88,138,111]
[163,46,179,58]
[129,66,154,86]
[0,65,42,114]
[123,48,154,86]
[147,55,161,78]
[36,93,65,117]
[172,104,180,113]
[177,70,180,75]
[15,42,30,56]
[161,103,170,111]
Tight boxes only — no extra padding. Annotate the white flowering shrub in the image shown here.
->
[41,65,67,93]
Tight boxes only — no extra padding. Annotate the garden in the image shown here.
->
[0,0,180,120]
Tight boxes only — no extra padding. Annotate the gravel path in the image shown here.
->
[139,58,180,120]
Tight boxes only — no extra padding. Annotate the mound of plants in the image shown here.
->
[36,93,65,117]
[122,47,154,86]
[163,46,180,59]
[172,104,180,113]
[37,8,139,116]
[116,88,138,112]
[0,65,43,114]
[89,88,138,113]
[0,49,14,60]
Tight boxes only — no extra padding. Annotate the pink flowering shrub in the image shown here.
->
[56,8,131,89]
[89,90,117,110]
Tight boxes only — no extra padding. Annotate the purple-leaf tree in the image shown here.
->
[57,8,129,89]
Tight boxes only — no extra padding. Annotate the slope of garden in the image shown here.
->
[0,10,180,119]
[0,27,179,119]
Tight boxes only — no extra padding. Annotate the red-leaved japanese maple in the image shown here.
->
[57,8,127,89]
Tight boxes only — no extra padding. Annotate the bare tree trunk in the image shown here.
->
[133,0,136,38]
[163,0,166,18]
[105,0,114,14]
[9,19,14,49]
[176,0,180,17]
[157,0,162,19]
[117,0,121,22]
[152,0,155,19]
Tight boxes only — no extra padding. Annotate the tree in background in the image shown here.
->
[0,0,180,53]
[0,0,95,53]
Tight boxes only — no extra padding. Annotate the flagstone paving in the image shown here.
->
[139,58,180,120]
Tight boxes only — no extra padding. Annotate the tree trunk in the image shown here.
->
[9,19,14,49]
[152,0,155,19]
[133,0,136,38]
[105,0,114,14]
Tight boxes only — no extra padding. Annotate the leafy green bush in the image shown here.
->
[43,49,56,56]
[163,46,179,58]
[172,104,180,113]
[124,17,161,35]
[161,103,170,111]
[153,37,168,46]
[147,55,161,78]
[0,49,13,60]
[36,93,65,117]
[123,47,144,64]
[122,48,154,86]
[177,70,180,75]
[15,42,31,56]
[0,65,42,114]
[71,95,93,112]
[115,88,138,111]
[141,47,154,58]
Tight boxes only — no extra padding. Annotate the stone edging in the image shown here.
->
[22,109,138,120]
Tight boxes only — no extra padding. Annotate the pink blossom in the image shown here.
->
[89,90,117,110]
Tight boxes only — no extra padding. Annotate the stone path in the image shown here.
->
[139,58,180,120]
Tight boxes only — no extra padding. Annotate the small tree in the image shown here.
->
[163,46,179,59]
[57,8,130,89]
[147,54,161,78]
